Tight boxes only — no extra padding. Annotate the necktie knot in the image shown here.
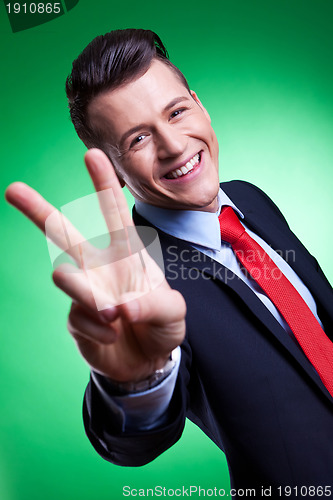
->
[218,206,246,245]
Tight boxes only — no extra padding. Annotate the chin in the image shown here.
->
[195,187,220,209]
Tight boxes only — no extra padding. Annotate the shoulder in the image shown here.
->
[220,180,289,225]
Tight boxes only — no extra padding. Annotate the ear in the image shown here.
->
[190,91,211,122]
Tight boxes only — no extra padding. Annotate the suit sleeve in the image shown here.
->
[82,339,192,466]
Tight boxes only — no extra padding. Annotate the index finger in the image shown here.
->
[5,182,93,263]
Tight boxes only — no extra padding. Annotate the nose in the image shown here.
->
[155,125,188,160]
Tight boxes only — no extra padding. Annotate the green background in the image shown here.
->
[1,0,332,499]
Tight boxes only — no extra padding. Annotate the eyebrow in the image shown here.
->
[119,95,192,147]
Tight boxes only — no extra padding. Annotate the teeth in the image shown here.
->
[165,153,200,179]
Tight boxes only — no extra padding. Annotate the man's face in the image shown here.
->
[88,60,220,212]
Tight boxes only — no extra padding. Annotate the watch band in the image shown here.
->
[107,351,177,395]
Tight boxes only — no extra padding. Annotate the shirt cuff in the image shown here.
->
[111,347,181,431]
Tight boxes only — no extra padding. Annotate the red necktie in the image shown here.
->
[219,205,333,397]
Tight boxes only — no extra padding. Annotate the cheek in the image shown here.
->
[212,132,219,156]
[188,116,215,141]
[204,124,219,157]
[120,153,155,190]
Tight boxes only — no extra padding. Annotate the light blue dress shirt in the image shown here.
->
[110,188,322,430]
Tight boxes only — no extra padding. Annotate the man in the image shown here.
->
[5,29,333,497]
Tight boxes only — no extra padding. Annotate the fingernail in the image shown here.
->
[100,304,117,322]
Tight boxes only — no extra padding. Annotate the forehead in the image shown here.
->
[88,60,190,139]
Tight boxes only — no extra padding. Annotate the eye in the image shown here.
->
[130,134,146,148]
[170,108,185,120]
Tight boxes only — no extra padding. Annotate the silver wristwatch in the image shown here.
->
[108,352,177,395]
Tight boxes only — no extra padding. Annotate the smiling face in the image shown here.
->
[88,59,220,212]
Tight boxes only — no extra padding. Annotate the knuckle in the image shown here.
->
[68,305,82,329]
[66,317,76,335]
[67,314,85,339]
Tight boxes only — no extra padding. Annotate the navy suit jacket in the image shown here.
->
[83,181,333,496]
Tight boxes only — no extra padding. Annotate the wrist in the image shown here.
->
[106,350,177,395]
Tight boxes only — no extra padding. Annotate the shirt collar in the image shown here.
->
[135,188,244,251]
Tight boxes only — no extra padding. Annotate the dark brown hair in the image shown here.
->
[65,29,190,153]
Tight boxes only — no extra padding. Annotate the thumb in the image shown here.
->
[119,287,186,326]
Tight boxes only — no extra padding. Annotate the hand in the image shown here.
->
[5,149,186,382]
